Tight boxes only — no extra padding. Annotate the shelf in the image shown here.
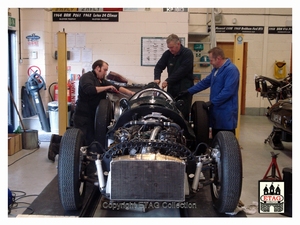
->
[193,61,210,65]
[188,32,210,36]
[188,41,211,44]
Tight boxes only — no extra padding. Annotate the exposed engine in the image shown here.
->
[102,111,195,174]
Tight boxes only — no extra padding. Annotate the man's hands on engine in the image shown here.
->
[154,79,160,85]
[108,85,117,92]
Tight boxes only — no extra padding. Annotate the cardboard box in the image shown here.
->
[8,133,23,156]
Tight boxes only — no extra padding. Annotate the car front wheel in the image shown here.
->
[58,128,85,211]
[210,131,243,214]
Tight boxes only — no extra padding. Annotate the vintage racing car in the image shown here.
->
[57,84,242,215]
[254,74,292,149]
[265,98,292,149]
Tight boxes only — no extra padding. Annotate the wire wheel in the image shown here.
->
[58,128,85,211]
[210,131,243,214]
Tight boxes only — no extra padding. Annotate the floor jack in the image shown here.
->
[262,152,282,180]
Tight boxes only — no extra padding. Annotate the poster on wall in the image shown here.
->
[81,48,93,62]
[141,37,185,66]
[54,32,86,48]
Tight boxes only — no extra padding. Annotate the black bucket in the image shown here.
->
[21,129,39,149]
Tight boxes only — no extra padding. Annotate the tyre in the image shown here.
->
[210,131,243,214]
[58,128,85,211]
[94,99,113,150]
[191,101,209,154]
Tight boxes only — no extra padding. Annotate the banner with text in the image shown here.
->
[53,12,119,22]
[208,26,264,34]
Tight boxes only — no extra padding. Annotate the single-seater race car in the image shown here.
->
[57,83,242,215]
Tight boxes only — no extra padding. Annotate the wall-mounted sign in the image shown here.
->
[268,27,292,34]
[53,12,119,22]
[163,8,188,12]
[52,8,78,11]
[103,8,123,11]
[208,26,264,34]
[26,33,41,47]
[237,35,243,44]
[208,26,292,34]
[8,17,16,27]
[78,8,103,12]
[27,65,41,76]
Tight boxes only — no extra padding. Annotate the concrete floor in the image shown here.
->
[7,115,293,219]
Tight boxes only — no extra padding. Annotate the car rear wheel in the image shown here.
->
[58,128,85,211]
[191,101,209,154]
[94,99,113,151]
[210,131,243,214]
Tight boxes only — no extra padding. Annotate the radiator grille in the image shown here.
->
[110,155,185,201]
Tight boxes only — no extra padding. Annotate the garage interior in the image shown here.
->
[8,116,292,218]
[7,7,293,219]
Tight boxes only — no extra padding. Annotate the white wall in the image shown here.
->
[8,8,292,116]
[12,8,190,111]
[51,10,189,84]
[189,8,292,113]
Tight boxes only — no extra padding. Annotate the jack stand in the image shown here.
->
[262,152,282,180]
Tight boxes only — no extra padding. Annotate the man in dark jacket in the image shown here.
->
[73,59,135,146]
[181,47,240,138]
[154,34,194,120]
[48,60,134,162]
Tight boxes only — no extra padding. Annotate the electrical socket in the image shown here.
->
[30,51,38,59]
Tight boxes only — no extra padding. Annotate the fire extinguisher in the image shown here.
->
[52,82,72,102]
[53,83,58,101]
[70,80,79,106]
